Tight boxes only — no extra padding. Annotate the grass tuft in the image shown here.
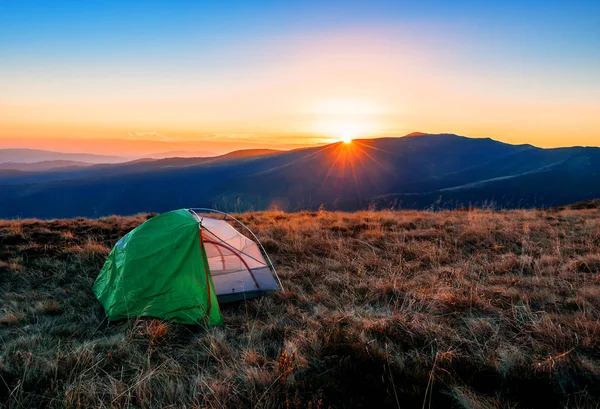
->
[0,312,24,325]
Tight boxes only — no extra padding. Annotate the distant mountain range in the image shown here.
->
[0,134,598,218]
[0,149,129,164]
[0,148,224,169]
[0,160,93,172]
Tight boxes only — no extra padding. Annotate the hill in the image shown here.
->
[0,134,599,218]
[554,199,600,210]
[0,148,128,164]
[1,209,600,408]
[0,160,93,172]
[0,148,283,187]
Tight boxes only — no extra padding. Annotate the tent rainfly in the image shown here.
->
[92,209,282,325]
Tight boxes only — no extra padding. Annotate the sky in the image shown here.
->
[1,0,599,155]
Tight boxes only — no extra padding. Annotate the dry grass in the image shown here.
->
[1,209,600,408]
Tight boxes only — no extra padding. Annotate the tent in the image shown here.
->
[92,209,282,325]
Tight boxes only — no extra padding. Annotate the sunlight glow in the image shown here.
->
[333,123,359,144]
[309,97,385,144]
[316,119,376,144]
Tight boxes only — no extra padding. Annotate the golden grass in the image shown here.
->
[0,208,600,408]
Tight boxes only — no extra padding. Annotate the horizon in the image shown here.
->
[3,132,592,160]
[1,1,599,156]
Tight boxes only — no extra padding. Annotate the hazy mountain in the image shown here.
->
[404,131,428,137]
[0,149,128,164]
[0,137,308,157]
[0,160,93,172]
[0,148,284,186]
[0,134,598,218]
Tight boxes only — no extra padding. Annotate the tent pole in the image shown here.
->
[202,239,260,289]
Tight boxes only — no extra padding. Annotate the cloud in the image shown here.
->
[203,133,259,140]
[126,131,173,141]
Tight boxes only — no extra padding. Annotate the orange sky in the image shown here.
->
[1,14,599,155]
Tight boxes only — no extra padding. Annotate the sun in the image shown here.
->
[332,123,360,144]
[311,99,384,143]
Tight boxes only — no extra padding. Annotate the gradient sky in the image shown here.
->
[1,0,599,154]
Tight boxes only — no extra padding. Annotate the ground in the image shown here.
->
[1,209,600,408]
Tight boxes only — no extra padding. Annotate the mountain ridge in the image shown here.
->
[0,148,129,164]
[0,160,93,172]
[0,134,598,218]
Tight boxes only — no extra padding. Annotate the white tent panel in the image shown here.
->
[210,266,279,300]
[188,214,281,302]
[200,217,266,270]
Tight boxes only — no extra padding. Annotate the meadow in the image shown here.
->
[1,208,600,408]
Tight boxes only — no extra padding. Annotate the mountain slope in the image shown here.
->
[220,135,534,208]
[374,147,600,208]
[0,160,93,172]
[0,148,284,185]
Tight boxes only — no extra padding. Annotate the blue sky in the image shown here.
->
[2,1,598,58]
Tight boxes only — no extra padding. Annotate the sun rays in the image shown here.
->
[318,139,394,202]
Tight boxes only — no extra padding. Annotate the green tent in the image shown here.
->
[93,209,223,325]
[93,208,282,326]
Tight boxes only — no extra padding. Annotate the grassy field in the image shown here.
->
[1,208,600,408]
